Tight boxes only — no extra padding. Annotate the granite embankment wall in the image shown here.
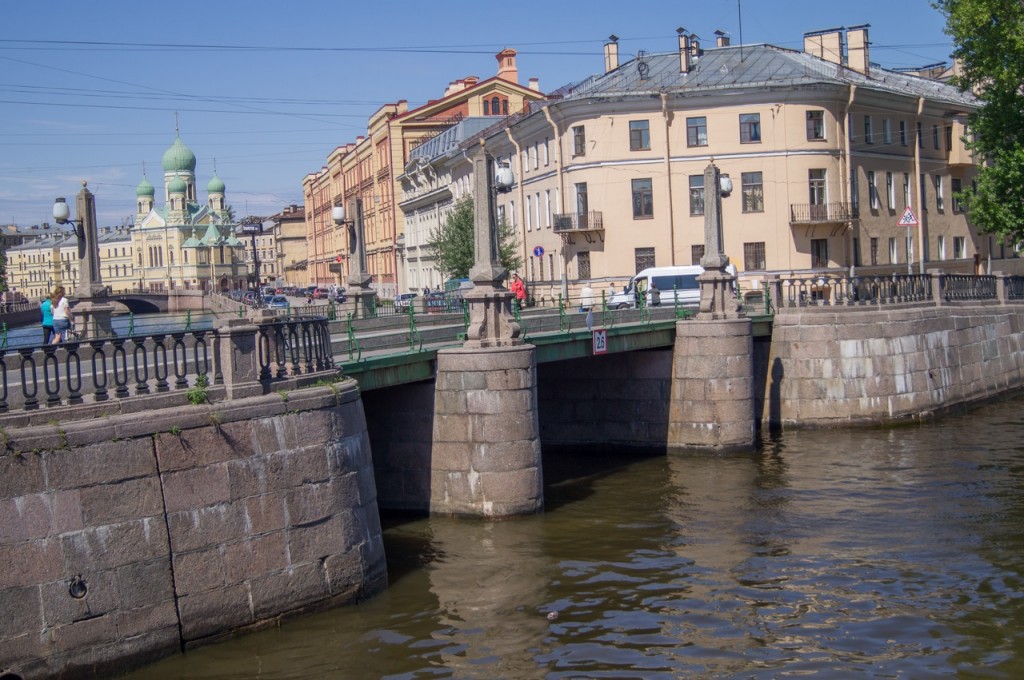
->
[0,380,386,680]
[766,304,1024,426]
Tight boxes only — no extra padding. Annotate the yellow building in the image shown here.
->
[475,26,989,298]
[5,226,135,300]
[303,49,545,297]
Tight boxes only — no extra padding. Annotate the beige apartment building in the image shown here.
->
[473,26,989,298]
[303,49,545,297]
[6,226,135,300]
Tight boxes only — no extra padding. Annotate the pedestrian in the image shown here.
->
[509,273,527,309]
[650,281,661,307]
[50,285,73,343]
[40,295,54,344]
[580,282,596,312]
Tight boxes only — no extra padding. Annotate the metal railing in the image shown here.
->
[789,202,854,224]
[553,211,604,232]
[0,315,332,413]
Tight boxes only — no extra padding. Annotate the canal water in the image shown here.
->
[120,396,1024,679]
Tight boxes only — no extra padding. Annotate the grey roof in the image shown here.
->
[410,116,505,163]
[552,43,976,108]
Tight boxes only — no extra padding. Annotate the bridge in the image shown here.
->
[5,270,1024,680]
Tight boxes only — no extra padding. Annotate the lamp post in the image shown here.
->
[333,198,374,317]
[696,160,742,319]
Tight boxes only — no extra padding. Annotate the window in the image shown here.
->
[532,142,539,169]
[851,171,859,214]
[952,177,963,212]
[933,125,941,149]
[935,175,944,211]
[868,170,878,209]
[870,237,879,265]
[806,110,825,140]
[741,172,764,212]
[687,116,708,146]
[903,173,911,208]
[864,115,874,144]
[945,125,953,151]
[543,138,550,166]
[917,121,924,148]
[883,118,892,144]
[811,168,827,210]
[899,120,908,146]
[920,174,928,210]
[629,120,650,150]
[574,182,588,215]
[889,237,898,264]
[954,237,966,259]
[811,239,829,268]
[744,242,766,270]
[740,113,761,143]
[885,172,894,209]
[577,251,591,279]
[689,175,705,216]
[691,244,705,266]
[632,178,653,218]
[635,247,655,273]
[848,113,856,142]
[907,236,914,263]
[573,126,586,156]
[525,194,533,231]
[938,235,946,260]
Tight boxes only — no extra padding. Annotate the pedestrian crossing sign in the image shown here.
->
[897,206,919,227]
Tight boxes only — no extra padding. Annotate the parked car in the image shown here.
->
[267,295,289,310]
[313,287,331,299]
[394,293,418,309]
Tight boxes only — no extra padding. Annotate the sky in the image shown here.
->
[0,0,956,228]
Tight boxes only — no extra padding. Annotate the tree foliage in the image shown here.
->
[936,0,1024,240]
[427,196,522,280]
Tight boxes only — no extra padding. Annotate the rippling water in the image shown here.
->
[122,397,1024,679]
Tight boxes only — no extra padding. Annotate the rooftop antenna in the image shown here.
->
[636,50,649,80]
[174,111,180,136]
[738,0,745,62]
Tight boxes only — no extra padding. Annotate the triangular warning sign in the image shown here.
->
[897,206,919,227]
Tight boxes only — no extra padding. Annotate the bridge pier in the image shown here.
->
[668,317,756,451]
[430,345,543,517]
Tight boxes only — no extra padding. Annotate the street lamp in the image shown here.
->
[52,181,104,299]
[333,199,373,316]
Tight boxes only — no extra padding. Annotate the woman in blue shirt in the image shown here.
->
[40,296,54,344]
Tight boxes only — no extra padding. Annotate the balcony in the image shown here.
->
[553,211,604,233]
[789,203,854,225]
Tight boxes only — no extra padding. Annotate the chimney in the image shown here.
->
[604,35,620,73]
[847,24,870,75]
[803,27,845,66]
[528,77,540,91]
[715,30,730,48]
[495,48,519,84]
[677,27,692,74]
[690,33,702,58]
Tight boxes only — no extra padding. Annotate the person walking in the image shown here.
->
[650,281,661,307]
[40,295,54,344]
[509,273,527,310]
[50,286,73,343]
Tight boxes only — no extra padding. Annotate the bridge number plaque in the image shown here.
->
[593,328,608,355]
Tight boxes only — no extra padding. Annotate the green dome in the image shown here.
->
[136,176,155,197]
[162,136,197,173]
[207,174,225,194]
[168,175,187,194]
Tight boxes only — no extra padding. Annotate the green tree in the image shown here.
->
[936,0,1024,241]
[427,196,522,280]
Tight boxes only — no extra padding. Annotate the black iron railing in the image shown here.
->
[553,211,604,232]
[789,203,854,224]
[0,316,332,412]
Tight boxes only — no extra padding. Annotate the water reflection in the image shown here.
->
[119,398,1024,679]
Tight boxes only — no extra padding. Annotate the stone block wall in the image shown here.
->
[765,305,1024,427]
[536,349,673,451]
[362,382,436,512]
[0,381,386,679]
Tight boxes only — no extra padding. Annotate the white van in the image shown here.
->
[607,264,735,309]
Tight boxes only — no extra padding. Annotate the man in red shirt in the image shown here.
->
[509,273,527,309]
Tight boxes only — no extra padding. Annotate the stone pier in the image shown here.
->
[430,346,543,517]
[668,316,756,451]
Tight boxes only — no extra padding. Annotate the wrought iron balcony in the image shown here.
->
[553,211,604,233]
[789,202,854,224]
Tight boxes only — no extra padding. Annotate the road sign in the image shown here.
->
[240,223,263,235]
[593,328,608,355]
[533,245,545,257]
[897,206,919,227]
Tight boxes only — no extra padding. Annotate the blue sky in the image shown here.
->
[0,0,954,227]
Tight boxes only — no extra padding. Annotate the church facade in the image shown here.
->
[132,134,246,292]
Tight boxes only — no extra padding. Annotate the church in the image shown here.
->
[132,132,246,292]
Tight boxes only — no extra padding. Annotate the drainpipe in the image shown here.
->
[542,106,569,298]
[843,84,857,276]
[503,128,527,276]
[915,96,925,275]
[661,93,676,265]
